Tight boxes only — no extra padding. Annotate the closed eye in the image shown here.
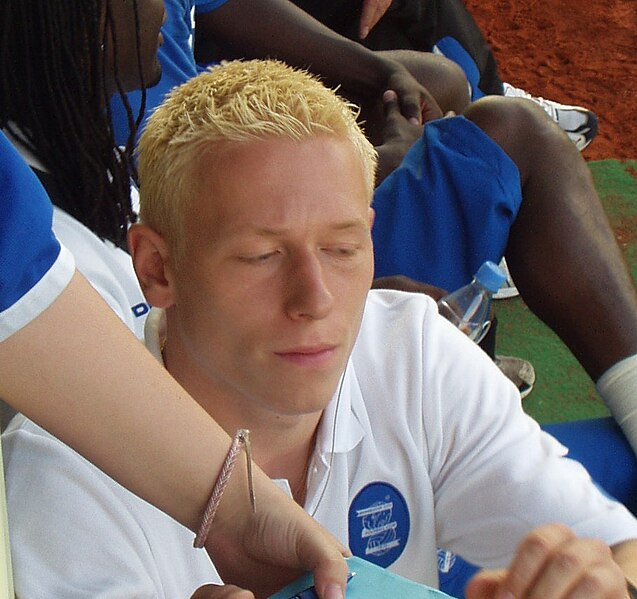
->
[237,251,280,264]
[323,245,361,257]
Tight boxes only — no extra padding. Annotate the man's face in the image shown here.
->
[166,135,374,418]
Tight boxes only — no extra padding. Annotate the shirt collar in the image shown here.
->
[145,307,166,364]
[315,358,367,460]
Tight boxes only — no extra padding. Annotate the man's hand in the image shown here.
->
[372,90,423,184]
[358,0,393,39]
[381,60,443,126]
[465,524,630,598]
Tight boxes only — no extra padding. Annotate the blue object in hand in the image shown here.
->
[268,556,457,599]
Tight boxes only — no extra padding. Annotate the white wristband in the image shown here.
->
[596,354,637,455]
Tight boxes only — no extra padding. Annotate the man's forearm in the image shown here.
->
[197,0,393,97]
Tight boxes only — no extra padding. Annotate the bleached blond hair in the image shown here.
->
[137,59,378,251]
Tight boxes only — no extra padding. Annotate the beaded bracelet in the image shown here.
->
[193,429,256,548]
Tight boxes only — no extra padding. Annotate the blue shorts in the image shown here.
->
[372,116,522,292]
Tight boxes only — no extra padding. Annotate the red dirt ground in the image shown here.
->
[465,0,637,161]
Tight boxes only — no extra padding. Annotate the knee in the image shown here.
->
[463,95,566,169]
[388,49,471,113]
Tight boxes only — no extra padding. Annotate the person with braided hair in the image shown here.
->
[0,1,151,247]
[0,0,161,338]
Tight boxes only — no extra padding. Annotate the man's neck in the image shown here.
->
[160,332,322,503]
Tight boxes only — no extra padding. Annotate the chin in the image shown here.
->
[146,63,162,89]
[275,388,338,416]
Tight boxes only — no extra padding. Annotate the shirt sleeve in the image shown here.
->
[3,418,217,597]
[0,132,75,342]
[419,303,637,567]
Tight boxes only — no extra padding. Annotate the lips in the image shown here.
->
[275,345,337,366]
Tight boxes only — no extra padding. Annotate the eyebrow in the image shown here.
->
[232,219,369,237]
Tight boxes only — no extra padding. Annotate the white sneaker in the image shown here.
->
[503,83,598,151]
[495,355,536,400]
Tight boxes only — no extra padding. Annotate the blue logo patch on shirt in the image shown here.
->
[348,482,410,568]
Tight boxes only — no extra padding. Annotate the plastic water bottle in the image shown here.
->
[437,260,507,343]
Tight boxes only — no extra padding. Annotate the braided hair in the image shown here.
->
[0,0,147,247]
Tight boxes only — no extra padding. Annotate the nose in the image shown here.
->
[285,252,334,321]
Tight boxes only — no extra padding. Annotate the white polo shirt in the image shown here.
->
[5,290,637,597]
[51,205,149,340]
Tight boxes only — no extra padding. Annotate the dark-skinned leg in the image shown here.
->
[464,95,637,382]
[435,98,637,599]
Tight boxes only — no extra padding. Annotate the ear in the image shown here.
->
[128,224,176,309]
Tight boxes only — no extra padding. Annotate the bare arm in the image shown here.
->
[195,0,439,123]
[0,271,348,598]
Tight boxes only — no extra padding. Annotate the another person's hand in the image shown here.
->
[465,523,629,598]
[207,474,350,599]
[379,60,442,126]
[358,0,392,39]
[372,90,423,184]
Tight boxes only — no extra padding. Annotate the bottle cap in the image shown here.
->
[475,260,507,292]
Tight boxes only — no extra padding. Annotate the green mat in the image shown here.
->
[494,159,637,424]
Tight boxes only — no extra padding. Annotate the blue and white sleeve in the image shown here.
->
[0,131,75,342]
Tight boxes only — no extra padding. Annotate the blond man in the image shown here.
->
[136,60,637,597]
[5,60,637,599]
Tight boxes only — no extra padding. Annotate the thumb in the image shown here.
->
[464,569,508,599]
[383,90,413,122]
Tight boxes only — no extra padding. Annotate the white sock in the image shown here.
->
[596,354,637,456]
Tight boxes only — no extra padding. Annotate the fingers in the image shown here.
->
[312,557,352,599]
[207,475,350,598]
[295,526,351,599]
[395,84,441,125]
[383,79,424,125]
[382,89,418,128]
[382,60,442,125]
[358,0,392,39]
[465,570,507,599]
[190,584,254,599]
[382,89,402,117]
[468,524,628,598]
